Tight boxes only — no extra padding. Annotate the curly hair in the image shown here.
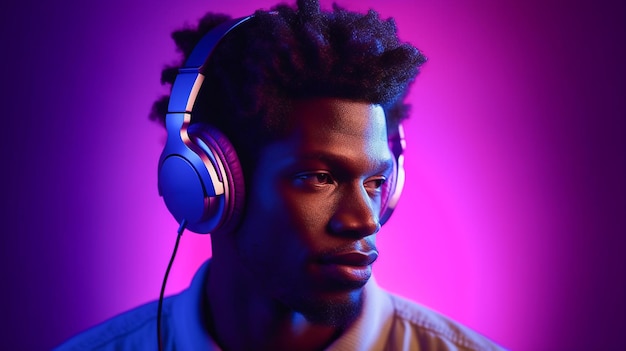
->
[150,0,426,177]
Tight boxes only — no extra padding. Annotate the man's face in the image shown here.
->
[233,98,394,326]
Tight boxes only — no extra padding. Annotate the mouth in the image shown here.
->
[321,250,379,266]
[316,250,379,288]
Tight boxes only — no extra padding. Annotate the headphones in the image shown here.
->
[158,15,406,234]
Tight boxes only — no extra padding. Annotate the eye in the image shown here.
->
[364,177,387,194]
[294,172,335,189]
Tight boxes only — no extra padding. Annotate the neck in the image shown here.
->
[203,252,342,351]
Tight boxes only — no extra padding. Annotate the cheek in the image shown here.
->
[234,181,301,263]
[238,165,336,259]
[280,186,337,247]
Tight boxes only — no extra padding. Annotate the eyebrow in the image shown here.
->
[295,151,395,174]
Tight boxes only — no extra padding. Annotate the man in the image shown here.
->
[56,0,505,349]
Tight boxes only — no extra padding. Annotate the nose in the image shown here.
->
[328,185,381,238]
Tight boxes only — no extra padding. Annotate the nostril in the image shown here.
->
[328,214,380,239]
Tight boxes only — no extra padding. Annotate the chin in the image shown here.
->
[295,288,364,327]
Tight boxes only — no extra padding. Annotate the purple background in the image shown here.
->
[2,0,624,350]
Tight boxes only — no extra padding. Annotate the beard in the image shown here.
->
[285,287,365,328]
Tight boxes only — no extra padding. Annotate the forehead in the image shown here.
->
[287,98,388,144]
[261,98,392,168]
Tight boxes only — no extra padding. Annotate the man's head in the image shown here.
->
[153,0,425,328]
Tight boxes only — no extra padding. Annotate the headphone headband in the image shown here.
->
[168,16,253,114]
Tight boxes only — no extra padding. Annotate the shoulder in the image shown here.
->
[53,299,169,351]
[385,292,506,351]
[54,261,213,351]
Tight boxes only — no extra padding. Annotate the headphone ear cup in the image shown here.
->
[158,120,245,234]
[379,157,397,225]
[186,123,246,234]
[380,124,406,226]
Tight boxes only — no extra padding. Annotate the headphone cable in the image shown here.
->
[157,219,187,351]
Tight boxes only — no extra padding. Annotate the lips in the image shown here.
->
[316,249,379,288]
[320,250,379,266]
